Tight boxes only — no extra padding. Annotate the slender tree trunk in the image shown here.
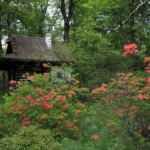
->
[64,21,70,42]
[60,0,79,42]
[0,40,3,57]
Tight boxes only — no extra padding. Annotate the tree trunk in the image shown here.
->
[64,21,70,42]
[60,0,79,42]
[0,40,3,57]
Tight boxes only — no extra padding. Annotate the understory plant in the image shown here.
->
[0,64,89,140]
[92,44,150,150]
[0,125,61,150]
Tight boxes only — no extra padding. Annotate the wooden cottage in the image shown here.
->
[0,35,75,92]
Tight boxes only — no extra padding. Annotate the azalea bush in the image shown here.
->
[0,64,89,140]
[60,104,137,150]
[92,44,150,149]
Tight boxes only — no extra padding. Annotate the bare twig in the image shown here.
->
[112,0,150,33]
[133,13,150,30]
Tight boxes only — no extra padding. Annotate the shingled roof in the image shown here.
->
[0,35,76,63]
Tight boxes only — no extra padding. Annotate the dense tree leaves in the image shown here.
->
[0,0,150,85]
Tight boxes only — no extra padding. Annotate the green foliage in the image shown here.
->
[61,103,137,150]
[0,125,61,150]
[92,73,150,149]
[70,26,134,89]
[69,0,150,82]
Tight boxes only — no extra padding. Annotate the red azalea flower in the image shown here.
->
[58,131,62,134]
[22,121,31,126]
[25,117,29,120]
[108,121,114,125]
[43,102,53,109]
[91,134,99,140]
[59,102,64,105]
[68,94,72,97]
[76,110,80,113]
[74,126,79,131]
[145,57,150,62]
[18,106,23,111]
[43,63,48,67]
[19,114,25,118]
[138,130,142,132]
[57,121,61,124]
[65,122,73,126]
[73,119,77,122]
[12,101,20,106]
[38,118,42,122]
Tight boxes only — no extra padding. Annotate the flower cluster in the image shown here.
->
[91,134,99,140]
[144,57,150,74]
[122,43,139,56]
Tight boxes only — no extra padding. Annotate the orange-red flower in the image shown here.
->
[22,75,25,78]
[43,101,53,109]
[108,121,114,125]
[17,106,23,111]
[43,63,48,67]
[25,117,29,120]
[42,115,46,119]
[27,76,35,81]
[73,119,78,122]
[76,110,80,113]
[138,129,142,132]
[124,43,137,50]
[72,134,77,137]
[66,122,73,127]
[9,80,16,84]
[17,81,22,85]
[58,131,62,134]
[91,134,99,140]
[145,57,150,62]
[122,44,139,56]
[35,88,42,91]
[146,70,150,74]
[75,80,80,84]
[68,94,72,97]
[22,121,31,126]
[38,118,42,122]
[12,101,20,106]
[19,114,25,118]
[74,126,79,131]
[57,121,61,124]
[92,86,107,93]
[138,94,148,99]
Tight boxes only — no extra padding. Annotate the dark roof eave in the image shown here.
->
[0,58,76,63]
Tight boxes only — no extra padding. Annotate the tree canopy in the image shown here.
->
[1,0,150,87]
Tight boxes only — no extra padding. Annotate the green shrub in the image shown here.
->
[0,125,61,150]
